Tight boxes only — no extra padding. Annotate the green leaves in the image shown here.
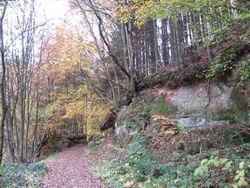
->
[0,163,48,187]
[194,157,230,177]
[238,12,250,20]
[194,157,250,187]
[234,169,247,186]
[237,55,250,87]
[92,135,167,187]
[233,161,249,187]
[223,161,232,170]
[194,165,208,176]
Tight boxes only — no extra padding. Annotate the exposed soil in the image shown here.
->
[42,144,104,188]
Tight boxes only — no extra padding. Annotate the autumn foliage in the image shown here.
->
[40,20,115,140]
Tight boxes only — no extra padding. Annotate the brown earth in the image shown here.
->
[42,144,104,188]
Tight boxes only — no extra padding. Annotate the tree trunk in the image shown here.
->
[162,18,170,66]
[0,1,8,164]
[153,19,160,72]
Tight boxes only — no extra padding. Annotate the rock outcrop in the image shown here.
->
[115,75,249,135]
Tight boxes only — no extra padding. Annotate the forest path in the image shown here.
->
[42,144,104,188]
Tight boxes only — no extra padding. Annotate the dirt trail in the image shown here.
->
[42,144,104,188]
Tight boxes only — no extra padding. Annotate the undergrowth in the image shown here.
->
[0,162,48,188]
[90,125,250,188]
[87,136,106,155]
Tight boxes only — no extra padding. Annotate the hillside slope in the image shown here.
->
[89,21,250,188]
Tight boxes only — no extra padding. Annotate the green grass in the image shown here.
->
[153,95,177,115]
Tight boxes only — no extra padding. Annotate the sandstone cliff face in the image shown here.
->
[115,78,249,135]
[160,81,235,128]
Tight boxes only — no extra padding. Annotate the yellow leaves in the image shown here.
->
[85,99,115,139]
[239,161,245,169]
[76,85,88,98]
[124,180,134,187]
[116,3,135,23]
[63,101,86,119]
[114,0,168,27]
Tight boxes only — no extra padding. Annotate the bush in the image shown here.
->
[91,125,250,187]
[92,136,168,187]
[0,163,48,188]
